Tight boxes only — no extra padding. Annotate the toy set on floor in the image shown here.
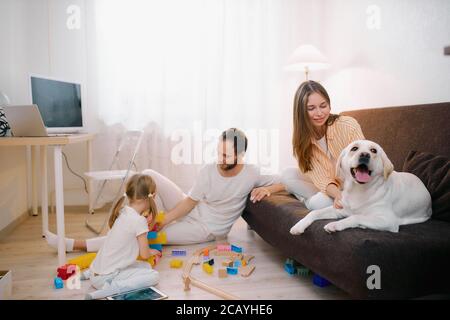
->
[284,258,331,288]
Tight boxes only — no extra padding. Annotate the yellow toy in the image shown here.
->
[170,259,183,268]
[202,263,213,274]
[67,253,97,270]
[148,232,167,245]
[156,211,165,224]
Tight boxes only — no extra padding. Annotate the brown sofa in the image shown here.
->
[242,102,450,299]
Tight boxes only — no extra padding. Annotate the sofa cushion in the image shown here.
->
[402,150,450,222]
[242,192,450,299]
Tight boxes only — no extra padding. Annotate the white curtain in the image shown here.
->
[85,0,307,198]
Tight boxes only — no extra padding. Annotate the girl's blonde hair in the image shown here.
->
[109,174,158,229]
[292,80,339,172]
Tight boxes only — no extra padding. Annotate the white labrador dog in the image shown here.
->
[290,140,432,234]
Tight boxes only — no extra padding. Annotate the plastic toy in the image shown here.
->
[57,264,77,280]
[172,250,187,256]
[313,274,331,287]
[149,244,163,251]
[202,263,213,274]
[218,269,228,278]
[54,277,64,289]
[297,266,310,276]
[147,231,158,239]
[231,245,242,253]
[284,264,296,275]
[233,260,241,268]
[226,267,238,275]
[170,259,183,268]
[67,253,97,270]
[148,232,167,244]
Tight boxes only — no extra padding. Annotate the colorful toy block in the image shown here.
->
[170,259,183,268]
[203,248,209,256]
[231,245,242,253]
[233,260,241,268]
[297,266,310,276]
[241,259,247,267]
[149,244,163,251]
[148,232,167,244]
[313,274,331,287]
[218,269,228,278]
[217,244,231,251]
[226,267,238,275]
[222,259,233,267]
[150,223,160,232]
[54,277,64,289]
[147,231,158,239]
[284,264,296,275]
[172,250,187,256]
[202,263,213,274]
[155,211,165,224]
[57,264,77,280]
[239,265,255,277]
[285,258,295,268]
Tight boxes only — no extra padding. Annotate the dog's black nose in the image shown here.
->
[359,152,370,164]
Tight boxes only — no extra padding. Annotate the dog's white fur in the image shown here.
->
[290,140,432,234]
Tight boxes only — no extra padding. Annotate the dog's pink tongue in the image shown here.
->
[355,169,371,183]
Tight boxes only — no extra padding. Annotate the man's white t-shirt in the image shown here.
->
[90,205,149,275]
[187,164,279,236]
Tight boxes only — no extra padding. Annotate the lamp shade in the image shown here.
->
[285,44,330,71]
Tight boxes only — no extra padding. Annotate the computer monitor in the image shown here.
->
[30,75,84,133]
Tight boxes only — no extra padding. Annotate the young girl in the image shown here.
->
[83,174,161,300]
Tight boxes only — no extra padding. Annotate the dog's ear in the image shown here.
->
[335,148,346,182]
[381,148,394,180]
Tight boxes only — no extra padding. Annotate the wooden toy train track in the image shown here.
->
[182,244,254,300]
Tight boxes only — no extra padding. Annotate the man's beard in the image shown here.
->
[220,162,237,171]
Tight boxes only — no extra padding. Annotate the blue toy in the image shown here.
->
[54,277,64,289]
[231,245,242,253]
[284,264,296,275]
[172,250,187,256]
[233,260,241,268]
[226,267,238,275]
[149,244,163,251]
[147,231,158,239]
[313,274,331,287]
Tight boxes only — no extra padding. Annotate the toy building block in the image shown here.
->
[202,263,213,274]
[313,274,331,287]
[218,269,228,278]
[54,277,64,289]
[233,260,241,268]
[217,244,231,251]
[285,258,296,268]
[149,244,163,251]
[231,245,242,253]
[68,253,97,270]
[203,248,209,257]
[239,265,255,277]
[241,259,247,267]
[208,259,214,266]
[297,266,310,276]
[57,264,77,280]
[170,259,183,268]
[222,259,233,267]
[147,231,158,239]
[172,250,187,256]
[226,267,238,275]
[150,223,160,232]
[284,264,296,275]
[148,232,167,244]
[155,211,165,224]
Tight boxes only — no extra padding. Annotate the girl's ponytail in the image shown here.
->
[109,194,126,228]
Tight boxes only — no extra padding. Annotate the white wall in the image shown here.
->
[0,0,91,231]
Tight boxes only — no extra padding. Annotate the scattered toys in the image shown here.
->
[54,277,64,289]
[170,259,183,268]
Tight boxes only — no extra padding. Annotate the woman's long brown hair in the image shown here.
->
[109,174,158,229]
[292,80,339,172]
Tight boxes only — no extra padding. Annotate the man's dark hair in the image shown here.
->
[221,128,248,155]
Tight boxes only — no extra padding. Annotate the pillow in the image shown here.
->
[402,151,450,222]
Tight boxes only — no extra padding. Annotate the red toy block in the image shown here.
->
[57,264,77,280]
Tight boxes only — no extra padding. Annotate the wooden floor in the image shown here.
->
[0,210,349,300]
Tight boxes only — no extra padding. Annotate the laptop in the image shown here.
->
[2,105,72,137]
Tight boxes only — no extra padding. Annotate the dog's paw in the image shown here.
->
[324,222,340,233]
[290,220,308,235]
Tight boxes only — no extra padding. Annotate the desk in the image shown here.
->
[0,134,95,266]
